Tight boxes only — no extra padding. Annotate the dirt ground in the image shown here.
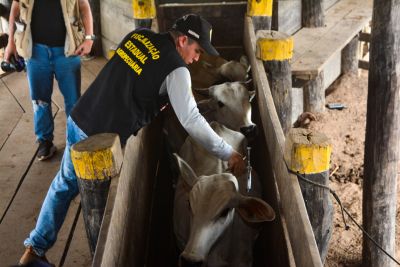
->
[306,70,400,267]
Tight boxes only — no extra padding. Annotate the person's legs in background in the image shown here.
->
[27,43,56,160]
[52,47,81,117]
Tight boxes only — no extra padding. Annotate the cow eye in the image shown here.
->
[217,101,225,108]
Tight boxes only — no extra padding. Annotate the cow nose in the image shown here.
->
[180,256,203,267]
[240,124,258,140]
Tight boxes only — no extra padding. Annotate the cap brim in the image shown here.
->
[199,40,219,56]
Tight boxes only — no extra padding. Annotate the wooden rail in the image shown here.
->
[92,118,163,267]
[244,15,323,267]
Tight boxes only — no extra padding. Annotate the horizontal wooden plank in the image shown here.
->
[291,0,372,76]
[244,16,322,267]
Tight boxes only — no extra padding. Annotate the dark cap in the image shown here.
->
[172,14,219,56]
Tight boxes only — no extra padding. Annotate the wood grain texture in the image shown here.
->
[362,1,400,266]
[244,16,322,267]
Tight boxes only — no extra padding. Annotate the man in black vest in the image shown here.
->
[19,14,246,265]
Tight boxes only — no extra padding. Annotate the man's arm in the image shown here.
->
[4,0,20,62]
[75,0,94,56]
[166,67,245,176]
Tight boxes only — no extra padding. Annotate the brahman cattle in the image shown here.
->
[174,122,275,267]
[163,81,257,155]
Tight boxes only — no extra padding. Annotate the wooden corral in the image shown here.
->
[93,2,322,267]
[0,0,380,266]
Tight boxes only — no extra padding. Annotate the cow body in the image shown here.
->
[174,122,274,267]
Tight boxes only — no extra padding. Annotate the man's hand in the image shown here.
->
[228,150,246,177]
[4,40,17,62]
[74,39,93,56]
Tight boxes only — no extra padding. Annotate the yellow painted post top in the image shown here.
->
[71,133,123,180]
[247,0,273,17]
[284,128,331,174]
[133,0,156,19]
[256,30,293,61]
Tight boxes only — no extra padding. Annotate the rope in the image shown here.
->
[290,169,400,266]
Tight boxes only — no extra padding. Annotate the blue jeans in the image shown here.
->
[24,117,88,256]
[27,43,81,142]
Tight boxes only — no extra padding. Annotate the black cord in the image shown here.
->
[291,170,400,266]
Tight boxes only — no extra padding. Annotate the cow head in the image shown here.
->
[216,55,250,83]
[174,154,275,267]
[195,81,258,140]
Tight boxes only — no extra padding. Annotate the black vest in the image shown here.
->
[71,30,186,144]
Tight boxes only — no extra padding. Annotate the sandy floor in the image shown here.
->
[306,70,400,267]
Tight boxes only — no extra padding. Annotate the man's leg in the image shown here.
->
[27,44,56,160]
[53,47,81,117]
[21,117,88,264]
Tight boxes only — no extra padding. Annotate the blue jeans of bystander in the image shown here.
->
[24,116,88,256]
[27,43,81,142]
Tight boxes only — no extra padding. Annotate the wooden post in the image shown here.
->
[256,30,293,134]
[362,1,400,266]
[302,0,324,28]
[284,128,333,263]
[70,133,123,256]
[247,0,273,32]
[89,0,102,56]
[341,35,359,75]
[133,0,156,29]
[303,71,325,113]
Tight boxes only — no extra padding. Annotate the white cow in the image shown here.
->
[163,81,257,155]
[174,122,275,267]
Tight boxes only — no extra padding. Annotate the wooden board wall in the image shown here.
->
[157,2,247,60]
[97,118,163,267]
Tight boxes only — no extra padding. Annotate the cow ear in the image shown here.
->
[235,195,275,223]
[173,153,198,188]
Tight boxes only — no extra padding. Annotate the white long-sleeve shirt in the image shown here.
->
[159,67,233,161]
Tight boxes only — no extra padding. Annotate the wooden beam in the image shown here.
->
[285,128,333,263]
[362,0,400,266]
[70,133,123,256]
[303,71,325,113]
[244,16,322,267]
[341,35,359,75]
[256,30,293,134]
[247,0,273,31]
[97,118,162,267]
[302,0,324,27]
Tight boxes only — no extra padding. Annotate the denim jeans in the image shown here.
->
[27,43,81,142]
[24,117,88,256]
